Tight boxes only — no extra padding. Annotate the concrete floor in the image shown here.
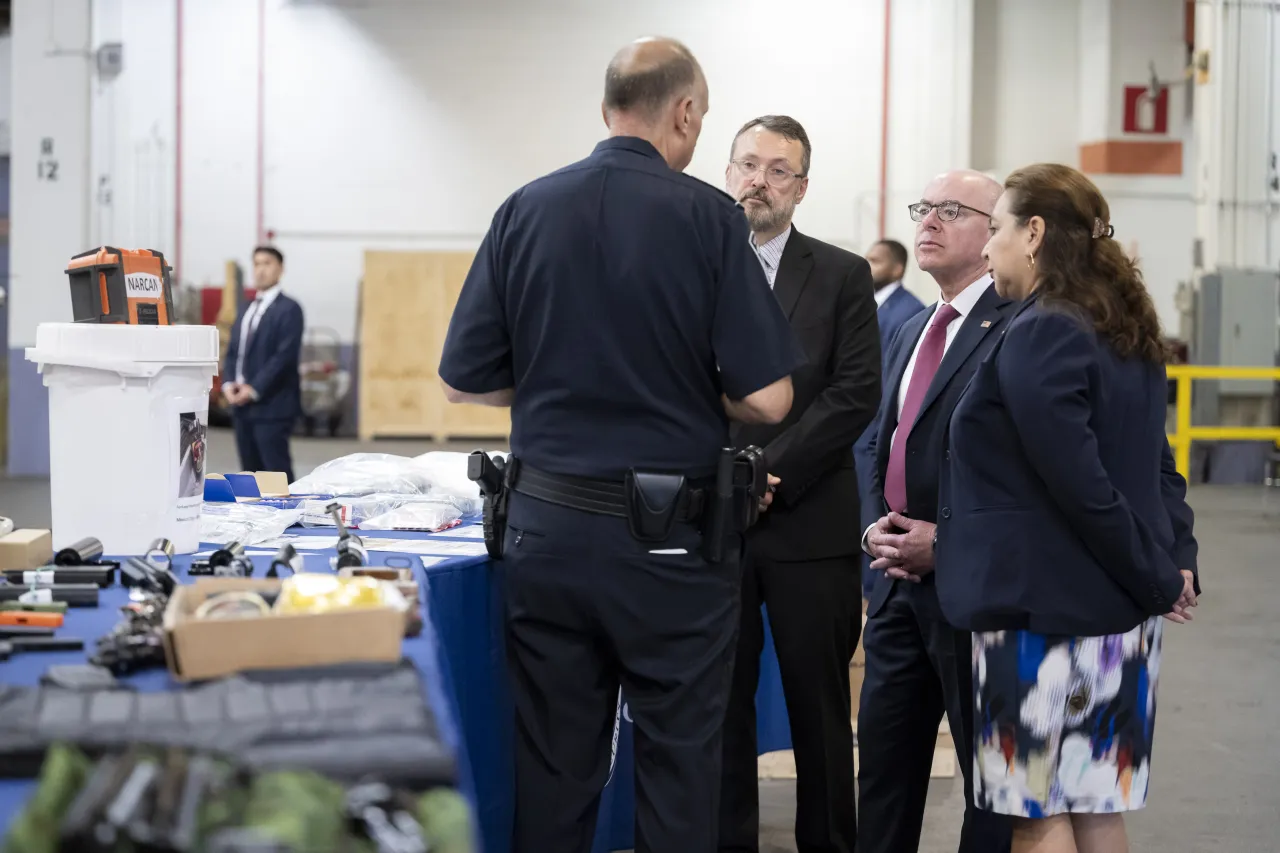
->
[3,428,1278,852]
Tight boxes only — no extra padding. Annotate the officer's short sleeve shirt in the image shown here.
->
[439,137,805,479]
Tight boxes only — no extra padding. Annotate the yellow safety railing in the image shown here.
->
[1166,365,1280,479]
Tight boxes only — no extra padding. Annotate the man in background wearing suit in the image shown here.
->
[718,115,881,853]
[856,170,1014,853]
[222,246,305,482]
[854,238,924,596]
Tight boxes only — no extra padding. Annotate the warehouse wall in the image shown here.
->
[0,35,12,157]
[88,0,978,336]
[212,0,972,333]
[162,0,1200,337]
[8,0,93,475]
[9,0,979,473]
[89,0,177,260]
[971,0,1081,175]
[12,0,1274,474]
[971,0,1197,332]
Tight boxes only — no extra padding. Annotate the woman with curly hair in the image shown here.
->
[933,163,1201,853]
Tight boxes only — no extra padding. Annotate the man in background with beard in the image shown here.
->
[717,115,881,853]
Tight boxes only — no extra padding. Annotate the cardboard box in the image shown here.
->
[163,577,404,682]
[0,529,54,570]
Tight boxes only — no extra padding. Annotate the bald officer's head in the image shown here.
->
[602,37,708,172]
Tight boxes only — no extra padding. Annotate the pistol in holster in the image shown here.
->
[701,445,769,563]
[467,451,510,560]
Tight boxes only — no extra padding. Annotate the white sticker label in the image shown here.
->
[22,570,55,585]
[125,272,164,299]
[176,408,208,521]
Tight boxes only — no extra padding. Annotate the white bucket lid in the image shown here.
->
[26,322,221,377]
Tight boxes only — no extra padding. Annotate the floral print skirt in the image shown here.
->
[971,616,1162,817]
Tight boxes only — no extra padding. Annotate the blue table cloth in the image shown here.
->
[416,525,794,853]
[0,522,793,853]
[0,531,476,845]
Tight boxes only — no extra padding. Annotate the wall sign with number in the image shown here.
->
[38,137,59,181]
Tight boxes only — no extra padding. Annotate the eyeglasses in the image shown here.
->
[907,200,991,222]
[731,159,805,187]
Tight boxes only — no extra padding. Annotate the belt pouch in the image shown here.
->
[624,471,686,542]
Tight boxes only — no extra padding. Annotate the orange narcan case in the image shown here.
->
[66,246,176,325]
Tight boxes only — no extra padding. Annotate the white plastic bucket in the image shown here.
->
[26,323,221,555]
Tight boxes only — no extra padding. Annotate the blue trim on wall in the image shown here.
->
[7,350,50,476]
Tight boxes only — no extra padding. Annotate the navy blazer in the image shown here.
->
[936,293,1199,636]
[864,283,1018,619]
[879,284,928,341]
[854,286,925,557]
[222,291,305,422]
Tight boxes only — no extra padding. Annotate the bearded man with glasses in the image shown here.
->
[718,115,881,853]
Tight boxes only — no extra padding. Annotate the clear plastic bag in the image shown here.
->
[297,493,461,529]
[289,453,437,497]
[359,499,466,532]
[412,450,507,516]
[200,502,304,546]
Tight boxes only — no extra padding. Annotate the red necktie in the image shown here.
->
[883,303,960,514]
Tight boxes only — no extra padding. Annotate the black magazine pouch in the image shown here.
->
[624,471,687,542]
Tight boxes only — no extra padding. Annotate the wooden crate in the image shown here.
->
[358,250,511,442]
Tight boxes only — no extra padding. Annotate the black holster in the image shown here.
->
[701,445,769,563]
[467,451,510,560]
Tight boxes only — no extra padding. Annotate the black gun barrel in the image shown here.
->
[55,537,104,566]
[0,636,86,661]
[3,566,116,587]
[0,583,100,607]
[0,625,55,639]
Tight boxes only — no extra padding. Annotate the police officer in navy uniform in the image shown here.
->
[438,36,806,853]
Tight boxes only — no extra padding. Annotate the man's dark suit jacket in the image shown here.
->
[732,227,881,562]
[222,291,305,422]
[936,294,1199,635]
[879,285,929,342]
[865,282,1017,618]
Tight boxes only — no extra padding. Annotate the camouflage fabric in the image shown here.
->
[2,743,476,853]
[2,742,94,853]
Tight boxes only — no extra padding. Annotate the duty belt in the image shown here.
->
[510,463,707,523]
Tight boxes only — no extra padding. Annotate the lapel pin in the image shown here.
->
[980,320,992,328]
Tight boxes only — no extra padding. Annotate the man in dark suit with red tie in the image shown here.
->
[222,246,305,482]
[854,239,925,596]
[857,170,1014,853]
[717,115,881,853]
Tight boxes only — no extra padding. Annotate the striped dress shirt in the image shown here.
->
[750,225,792,288]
